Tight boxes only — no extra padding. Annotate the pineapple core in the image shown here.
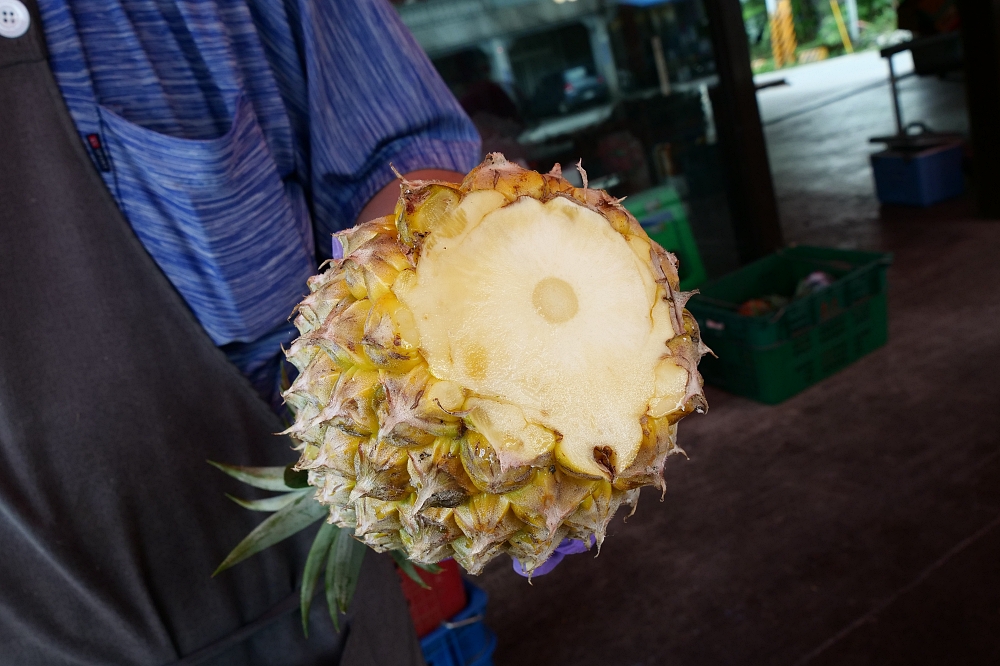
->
[397,194,680,479]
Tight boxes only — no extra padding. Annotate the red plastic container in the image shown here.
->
[396,558,468,637]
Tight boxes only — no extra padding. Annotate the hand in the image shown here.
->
[512,537,593,577]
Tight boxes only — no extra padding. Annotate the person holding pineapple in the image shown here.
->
[1,0,709,662]
[0,0,478,663]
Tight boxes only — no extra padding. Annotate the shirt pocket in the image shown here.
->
[98,91,314,345]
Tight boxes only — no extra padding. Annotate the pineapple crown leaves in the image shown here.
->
[210,460,437,636]
[207,461,292,492]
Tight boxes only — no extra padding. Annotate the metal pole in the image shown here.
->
[651,35,671,96]
[845,0,859,42]
[887,54,904,134]
[484,38,515,89]
[581,15,621,100]
[829,0,854,53]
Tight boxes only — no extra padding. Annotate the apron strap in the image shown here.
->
[0,3,423,663]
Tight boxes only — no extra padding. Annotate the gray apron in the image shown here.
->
[0,3,424,664]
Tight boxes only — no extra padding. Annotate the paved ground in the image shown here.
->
[474,52,999,665]
[758,50,968,249]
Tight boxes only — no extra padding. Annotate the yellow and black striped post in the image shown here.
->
[770,0,798,68]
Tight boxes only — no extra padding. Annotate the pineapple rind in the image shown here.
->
[286,154,708,574]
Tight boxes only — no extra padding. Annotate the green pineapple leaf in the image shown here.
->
[225,489,309,512]
[213,492,327,576]
[390,550,431,590]
[325,528,367,630]
[301,521,337,637]
[208,461,293,492]
[415,561,443,574]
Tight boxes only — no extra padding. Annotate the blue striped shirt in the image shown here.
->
[38,0,480,406]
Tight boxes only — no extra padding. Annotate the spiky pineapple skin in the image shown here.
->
[282,154,708,575]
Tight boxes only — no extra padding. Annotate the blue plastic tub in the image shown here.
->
[420,582,496,666]
[870,141,963,207]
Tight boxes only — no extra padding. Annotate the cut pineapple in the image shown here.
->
[286,154,709,574]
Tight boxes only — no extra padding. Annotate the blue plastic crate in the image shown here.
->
[871,142,963,207]
[420,582,496,666]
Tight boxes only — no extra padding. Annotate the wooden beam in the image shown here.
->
[957,0,1000,218]
[702,0,784,261]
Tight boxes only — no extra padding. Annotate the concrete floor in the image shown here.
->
[758,50,969,249]
[474,52,1000,665]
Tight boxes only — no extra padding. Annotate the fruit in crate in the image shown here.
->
[282,154,709,575]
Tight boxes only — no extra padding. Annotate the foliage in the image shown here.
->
[817,14,845,48]
[210,461,435,636]
[790,0,822,44]
[857,0,897,22]
[742,0,770,46]
[743,0,900,67]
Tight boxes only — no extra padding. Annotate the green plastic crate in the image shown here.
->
[623,185,707,290]
[687,246,892,404]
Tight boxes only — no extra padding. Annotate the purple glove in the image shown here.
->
[512,537,593,577]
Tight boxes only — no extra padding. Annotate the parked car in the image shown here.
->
[530,66,609,118]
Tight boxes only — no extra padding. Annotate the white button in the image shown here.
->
[0,0,29,40]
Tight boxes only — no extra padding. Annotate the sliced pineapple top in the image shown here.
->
[397,189,685,480]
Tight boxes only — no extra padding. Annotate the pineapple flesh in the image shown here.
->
[284,154,709,575]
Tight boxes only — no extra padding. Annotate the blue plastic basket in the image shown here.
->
[870,142,963,206]
[420,582,496,666]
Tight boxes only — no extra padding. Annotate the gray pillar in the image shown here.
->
[581,15,620,99]
[957,0,1000,217]
[845,0,859,42]
[701,0,784,260]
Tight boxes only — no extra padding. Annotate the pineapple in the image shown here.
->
[282,154,709,575]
